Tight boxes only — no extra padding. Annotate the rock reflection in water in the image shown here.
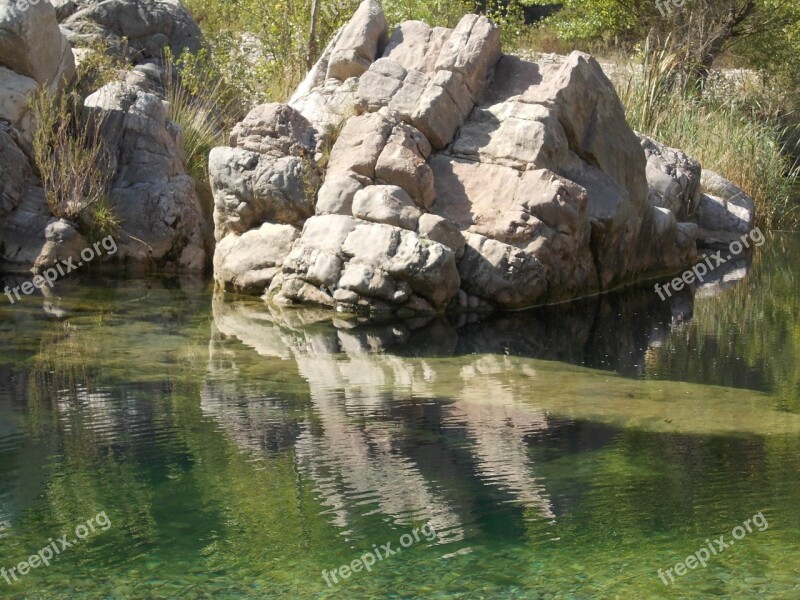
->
[203,285,696,539]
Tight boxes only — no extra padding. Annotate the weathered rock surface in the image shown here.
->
[210,1,733,314]
[0,0,75,88]
[61,0,202,62]
[214,223,299,293]
[0,0,75,145]
[84,81,207,270]
[639,133,701,220]
[0,0,210,275]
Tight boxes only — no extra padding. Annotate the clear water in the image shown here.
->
[0,234,798,599]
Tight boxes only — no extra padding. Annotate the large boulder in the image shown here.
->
[214,223,300,293]
[209,102,319,241]
[61,0,202,62]
[85,81,207,270]
[0,0,75,87]
[0,0,75,145]
[210,3,707,315]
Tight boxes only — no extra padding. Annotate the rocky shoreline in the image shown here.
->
[0,0,755,315]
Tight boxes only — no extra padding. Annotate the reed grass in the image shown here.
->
[617,38,800,230]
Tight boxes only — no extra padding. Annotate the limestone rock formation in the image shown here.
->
[0,0,208,274]
[210,1,754,315]
[85,81,207,270]
[60,0,203,62]
[638,133,701,220]
[0,0,75,144]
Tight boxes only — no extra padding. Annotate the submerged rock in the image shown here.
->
[210,0,753,314]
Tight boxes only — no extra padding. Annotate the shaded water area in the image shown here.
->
[0,233,798,598]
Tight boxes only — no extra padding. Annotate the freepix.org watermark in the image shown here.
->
[3,235,117,304]
[657,511,768,586]
[654,227,764,300]
[1,511,111,585]
[322,523,438,587]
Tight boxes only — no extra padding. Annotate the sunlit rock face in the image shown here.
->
[0,0,209,274]
[209,0,733,314]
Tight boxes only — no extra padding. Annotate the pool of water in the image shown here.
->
[0,233,798,599]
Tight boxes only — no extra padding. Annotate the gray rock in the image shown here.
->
[211,8,708,314]
[639,133,701,219]
[0,0,74,87]
[352,185,421,230]
[696,193,753,236]
[374,122,434,208]
[382,20,451,74]
[326,0,387,81]
[230,103,315,157]
[325,111,394,181]
[214,224,300,293]
[210,146,318,239]
[417,213,465,259]
[86,81,207,270]
[0,67,38,144]
[699,169,755,231]
[0,124,32,217]
[316,175,363,215]
[458,233,548,309]
[62,0,202,63]
[34,218,88,271]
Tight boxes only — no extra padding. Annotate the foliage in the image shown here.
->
[162,49,235,183]
[180,0,525,106]
[73,38,128,98]
[31,89,117,233]
[617,39,800,230]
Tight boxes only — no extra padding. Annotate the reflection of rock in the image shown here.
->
[694,254,750,299]
[203,285,700,536]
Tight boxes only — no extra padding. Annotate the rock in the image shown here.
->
[374,122,434,208]
[352,184,421,230]
[0,0,75,88]
[214,224,300,293]
[85,81,207,270]
[325,111,394,182]
[230,103,315,157]
[458,233,548,309]
[434,13,501,98]
[315,175,362,215]
[325,0,387,81]
[33,218,87,271]
[699,170,755,229]
[382,20,451,74]
[0,67,38,144]
[211,8,706,314]
[417,213,465,259]
[638,133,701,219]
[0,123,32,217]
[210,146,318,239]
[62,0,202,64]
[696,193,753,236]
[289,43,361,140]
[0,185,50,270]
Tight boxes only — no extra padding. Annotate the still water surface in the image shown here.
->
[0,234,798,598]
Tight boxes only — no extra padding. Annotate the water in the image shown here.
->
[0,234,798,599]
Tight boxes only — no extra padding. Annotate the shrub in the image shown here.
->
[31,89,118,234]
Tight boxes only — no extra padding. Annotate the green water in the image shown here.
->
[0,234,798,599]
